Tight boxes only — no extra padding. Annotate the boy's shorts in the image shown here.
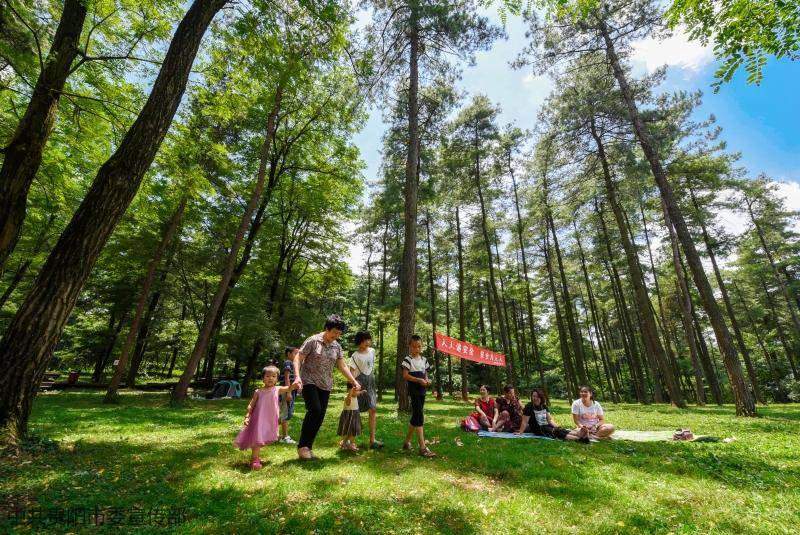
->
[279,390,297,422]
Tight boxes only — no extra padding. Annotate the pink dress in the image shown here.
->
[233,387,279,450]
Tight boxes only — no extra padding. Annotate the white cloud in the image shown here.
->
[631,27,714,75]
[775,180,800,214]
[521,72,554,108]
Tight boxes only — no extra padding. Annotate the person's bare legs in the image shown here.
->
[368,408,377,444]
[404,425,414,447]
[415,426,426,450]
[593,423,615,439]
[251,446,261,462]
[566,427,589,441]
[478,415,490,429]
[493,410,510,432]
[280,420,288,438]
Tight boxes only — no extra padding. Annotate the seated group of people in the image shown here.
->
[471,384,615,443]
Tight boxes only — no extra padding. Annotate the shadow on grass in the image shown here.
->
[7,391,799,534]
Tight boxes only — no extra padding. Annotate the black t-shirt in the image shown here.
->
[523,402,551,434]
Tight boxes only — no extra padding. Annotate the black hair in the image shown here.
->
[530,388,548,408]
[409,334,422,343]
[479,384,490,392]
[579,385,595,401]
[354,331,372,345]
[324,314,347,332]
[284,346,296,357]
[503,384,515,394]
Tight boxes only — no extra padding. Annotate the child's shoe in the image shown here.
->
[281,436,296,444]
[250,459,263,470]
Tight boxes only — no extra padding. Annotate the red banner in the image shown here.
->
[434,332,506,367]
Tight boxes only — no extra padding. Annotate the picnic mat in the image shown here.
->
[476,431,554,440]
[611,430,718,442]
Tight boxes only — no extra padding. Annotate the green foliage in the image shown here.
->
[667,0,800,90]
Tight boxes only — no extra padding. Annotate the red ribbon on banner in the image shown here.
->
[434,332,506,367]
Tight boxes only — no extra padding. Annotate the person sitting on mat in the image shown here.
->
[516,388,589,443]
[471,385,498,431]
[494,384,524,432]
[572,385,615,440]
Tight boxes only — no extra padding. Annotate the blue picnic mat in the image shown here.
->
[477,431,554,440]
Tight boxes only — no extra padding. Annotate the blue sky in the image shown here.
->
[352,11,800,187]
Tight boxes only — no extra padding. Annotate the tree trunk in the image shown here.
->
[105,198,186,401]
[395,15,420,412]
[662,202,706,405]
[758,275,799,377]
[377,219,389,401]
[596,199,647,403]
[0,0,87,271]
[547,214,588,388]
[746,197,800,339]
[543,233,578,397]
[92,312,127,383]
[599,20,755,416]
[424,213,441,395]
[127,287,163,387]
[0,0,226,444]
[172,83,283,404]
[509,169,546,392]
[365,249,373,330]
[455,207,469,400]
[445,275,453,395]
[731,281,788,399]
[590,120,683,406]
[691,188,763,403]
[474,134,512,384]
[574,222,619,402]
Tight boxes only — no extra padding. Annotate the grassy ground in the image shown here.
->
[2,391,799,534]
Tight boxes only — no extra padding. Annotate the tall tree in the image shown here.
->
[0,0,227,446]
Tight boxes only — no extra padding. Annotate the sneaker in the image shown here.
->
[281,436,296,444]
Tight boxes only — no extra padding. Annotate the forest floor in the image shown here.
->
[2,391,799,534]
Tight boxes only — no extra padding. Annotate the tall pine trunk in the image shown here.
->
[455,207,469,400]
[0,0,87,271]
[395,15,420,412]
[599,19,755,415]
[172,84,283,403]
[663,200,707,405]
[590,120,683,406]
[509,166,546,392]
[0,0,227,445]
[690,188,763,403]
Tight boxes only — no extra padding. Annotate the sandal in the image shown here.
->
[250,459,263,470]
[370,440,384,450]
[297,447,312,461]
[419,448,437,458]
[402,442,412,451]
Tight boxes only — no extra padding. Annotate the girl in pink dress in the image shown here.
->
[234,365,299,469]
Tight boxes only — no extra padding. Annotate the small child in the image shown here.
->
[401,334,436,458]
[234,365,299,470]
[337,383,362,451]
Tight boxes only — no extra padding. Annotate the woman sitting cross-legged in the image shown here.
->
[515,389,589,443]
[572,385,615,440]
[493,385,524,432]
[470,385,498,431]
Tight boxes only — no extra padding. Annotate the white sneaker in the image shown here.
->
[281,436,296,444]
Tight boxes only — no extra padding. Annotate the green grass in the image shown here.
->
[2,391,799,534]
